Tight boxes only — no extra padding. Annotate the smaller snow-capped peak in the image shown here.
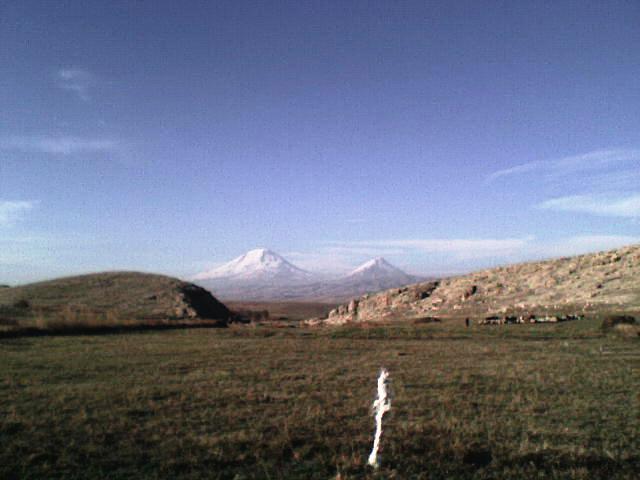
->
[193,248,315,284]
[348,257,403,276]
[337,257,419,293]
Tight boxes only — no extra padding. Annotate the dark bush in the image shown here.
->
[601,315,636,331]
[413,316,441,324]
[13,299,30,309]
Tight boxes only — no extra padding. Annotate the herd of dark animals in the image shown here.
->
[416,313,587,327]
[414,314,638,329]
[420,314,585,327]
[477,313,585,325]
[471,313,637,329]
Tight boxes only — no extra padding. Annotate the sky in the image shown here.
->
[1,0,639,284]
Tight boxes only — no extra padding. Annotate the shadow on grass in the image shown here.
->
[499,450,640,478]
[0,320,227,340]
[380,425,640,479]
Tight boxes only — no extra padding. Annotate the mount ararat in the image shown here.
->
[193,248,422,302]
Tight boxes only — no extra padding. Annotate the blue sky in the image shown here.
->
[1,0,639,284]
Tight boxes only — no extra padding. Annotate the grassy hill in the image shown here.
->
[320,244,640,325]
[0,272,230,333]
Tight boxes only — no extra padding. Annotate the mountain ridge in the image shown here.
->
[195,250,421,301]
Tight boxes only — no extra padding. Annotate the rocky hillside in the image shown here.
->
[0,272,231,328]
[315,244,640,325]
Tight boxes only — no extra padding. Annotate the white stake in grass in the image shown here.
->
[367,368,391,469]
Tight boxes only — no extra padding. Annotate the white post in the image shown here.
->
[367,368,391,468]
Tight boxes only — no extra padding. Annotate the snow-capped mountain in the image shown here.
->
[335,257,421,293]
[194,248,315,285]
[346,257,415,281]
[194,250,423,302]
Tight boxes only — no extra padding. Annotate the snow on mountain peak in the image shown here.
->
[348,257,401,276]
[194,252,422,301]
[239,248,283,269]
[193,248,314,284]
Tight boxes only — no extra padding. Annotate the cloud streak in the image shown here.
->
[325,234,640,274]
[487,149,640,183]
[530,235,640,258]
[0,200,36,227]
[56,68,95,101]
[330,237,531,260]
[538,193,640,218]
[0,136,116,155]
[284,245,409,275]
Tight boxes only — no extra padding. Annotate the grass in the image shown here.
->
[0,272,229,335]
[225,301,336,322]
[0,303,225,337]
[0,317,638,479]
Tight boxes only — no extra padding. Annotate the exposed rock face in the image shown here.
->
[316,244,640,325]
[175,283,231,320]
[325,282,439,324]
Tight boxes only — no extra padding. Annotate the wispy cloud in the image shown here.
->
[564,169,640,191]
[0,136,116,155]
[487,149,640,183]
[55,68,96,102]
[325,234,640,274]
[284,245,409,275]
[0,200,36,227]
[538,193,640,218]
[530,235,640,258]
[283,251,353,276]
[331,237,531,261]
[280,238,533,277]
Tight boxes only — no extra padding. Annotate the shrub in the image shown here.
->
[413,316,441,324]
[612,323,640,338]
[13,299,30,309]
[601,315,635,331]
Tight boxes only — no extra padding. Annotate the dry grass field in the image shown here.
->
[225,301,336,322]
[1,317,638,479]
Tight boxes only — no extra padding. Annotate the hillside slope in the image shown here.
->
[318,244,640,324]
[0,272,231,329]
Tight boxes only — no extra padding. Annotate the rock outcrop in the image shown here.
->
[313,244,640,325]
